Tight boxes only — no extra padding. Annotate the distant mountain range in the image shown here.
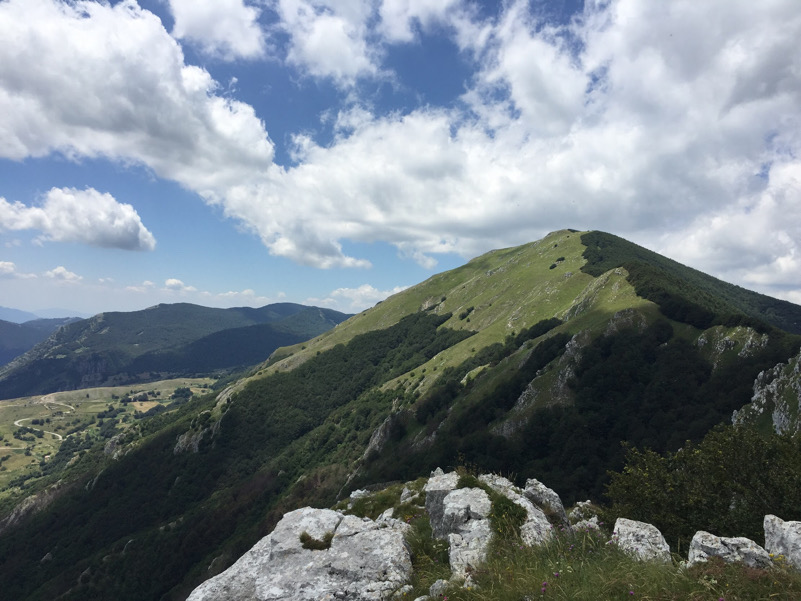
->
[1,230,800,601]
[0,302,351,399]
[0,317,81,366]
[0,306,91,323]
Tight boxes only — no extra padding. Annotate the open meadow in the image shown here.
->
[0,378,214,495]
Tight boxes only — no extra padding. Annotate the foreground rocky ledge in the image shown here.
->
[187,507,412,601]
[187,470,801,601]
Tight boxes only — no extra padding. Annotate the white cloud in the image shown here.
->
[0,261,36,279]
[168,0,266,60]
[126,280,156,293]
[45,266,82,282]
[378,0,461,42]
[0,0,273,195]
[218,0,801,287]
[164,278,197,293]
[656,161,801,296]
[1,0,800,303]
[308,283,408,311]
[0,187,156,250]
[276,0,379,85]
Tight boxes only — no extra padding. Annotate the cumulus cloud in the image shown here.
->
[0,261,36,279]
[378,0,461,42]
[0,0,273,195]
[168,0,266,60]
[164,278,197,293]
[308,283,408,311]
[276,0,379,85]
[2,0,801,301]
[657,161,801,296]
[218,0,801,284]
[45,266,82,282]
[0,187,156,250]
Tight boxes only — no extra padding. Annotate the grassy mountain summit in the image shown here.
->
[0,230,800,601]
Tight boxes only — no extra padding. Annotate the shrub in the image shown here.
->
[299,531,333,550]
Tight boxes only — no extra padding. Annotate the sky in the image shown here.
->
[0,0,800,317]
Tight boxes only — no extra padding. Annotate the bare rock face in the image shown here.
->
[612,518,671,563]
[423,468,460,540]
[480,474,552,546]
[765,514,801,571]
[688,531,772,569]
[524,477,568,526]
[440,487,493,579]
[186,507,412,601]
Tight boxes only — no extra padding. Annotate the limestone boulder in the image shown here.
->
[440,487,493,578]
[424,468,460,539]
[186,507,412,601]
[612,518,671,563]
[765,514,801,571]
[688,531,771,569]
[523,477,568,526]
[479,474,552,546]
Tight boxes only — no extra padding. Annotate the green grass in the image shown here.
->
[429,524,801,601]
[0,378,212,496]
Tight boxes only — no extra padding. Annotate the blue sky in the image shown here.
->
[1,0,800,317]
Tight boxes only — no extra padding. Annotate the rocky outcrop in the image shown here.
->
[612,518,671,563]
[524,477,568,526]
[440,488,493,579]
[764,514,801,571]
[423,468,460,539]
[479,474,552,546]
[186,507,412,601]
[734,350,801,435]
[687,531,771,569]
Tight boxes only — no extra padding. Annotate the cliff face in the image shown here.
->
[734,349,801,434]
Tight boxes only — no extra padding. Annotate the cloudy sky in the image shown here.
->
[0,0,799,317]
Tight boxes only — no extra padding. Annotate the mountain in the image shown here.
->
[0,317,80,366]
[1,230,800,601]
[0,306,40,323]
[0,303,351,399]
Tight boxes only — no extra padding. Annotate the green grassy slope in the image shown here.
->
[581,231,801,333]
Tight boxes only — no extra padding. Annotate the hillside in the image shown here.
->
[0,230,800,600]
[0,303,350,399]
[0,317,79,366]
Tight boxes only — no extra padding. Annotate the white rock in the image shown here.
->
[429,579,450,597]
[524,477,568,525]
[613,518,671,563]
[187,507,412,601]
[765,514,801,571]
[479,474,552,546]
[688,531,772,569]
[424,469,460,540]
[448,518,493,578]
[567,500,596,524]
[574,516,600,531]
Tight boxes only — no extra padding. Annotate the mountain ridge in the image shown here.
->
[0,230,799,600]
[0,302,351,399]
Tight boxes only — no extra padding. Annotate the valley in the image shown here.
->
[0,378,213,495]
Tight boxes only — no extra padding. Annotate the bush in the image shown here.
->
[606,424,801,551]
[299,530,333,550]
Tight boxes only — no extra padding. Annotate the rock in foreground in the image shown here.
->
[187,507,412,601]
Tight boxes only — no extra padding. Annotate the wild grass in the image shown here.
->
[428,523,801,601]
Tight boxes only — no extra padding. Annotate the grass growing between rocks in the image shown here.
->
[434,524,801,601]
